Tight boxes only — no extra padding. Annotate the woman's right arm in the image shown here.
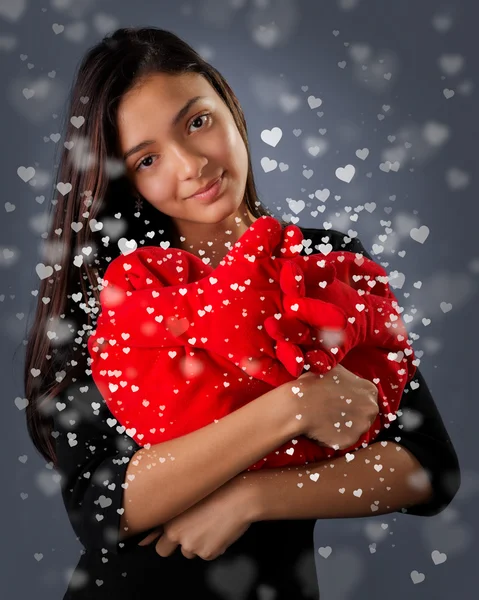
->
[53,374,300,555]
[118,379,299,539]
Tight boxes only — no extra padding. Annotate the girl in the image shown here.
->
[24,27,460,599]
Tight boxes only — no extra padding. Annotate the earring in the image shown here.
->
[134,194,144,212]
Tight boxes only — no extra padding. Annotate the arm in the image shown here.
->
[237,366,460,520]
[54,378,144,556]
[337,231,461,516]
[239,439,433,522]
[223,230,460,522]
[117,378,297,539]
[135,363,458,556]
[136,231,459,542]
[134,363,459,552]
[54,373,300,554]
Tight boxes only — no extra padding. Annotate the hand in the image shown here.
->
[137,526,164,547]
[137,478,251,561]
[265,253,415,452]
[289,364,379,451]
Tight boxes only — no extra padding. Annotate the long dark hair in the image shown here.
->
[23,27,287,466]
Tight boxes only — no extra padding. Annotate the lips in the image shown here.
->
[188,174,223,198]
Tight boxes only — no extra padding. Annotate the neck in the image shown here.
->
[170,204,258,268]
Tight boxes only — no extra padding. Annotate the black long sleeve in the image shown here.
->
[300,226,461,516]
[53,378,156,555]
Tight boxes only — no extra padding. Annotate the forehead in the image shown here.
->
[116,72,217,152]
[118,72,214,121]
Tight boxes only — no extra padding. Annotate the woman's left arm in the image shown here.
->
[238,356,461,521]
[238,227,462,522]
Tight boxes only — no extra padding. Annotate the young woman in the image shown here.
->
[24,27,461,599]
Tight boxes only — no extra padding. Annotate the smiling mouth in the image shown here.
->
[190,174,222,197]
[187,172,225,202]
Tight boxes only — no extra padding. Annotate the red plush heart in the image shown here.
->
[88,216,416,470]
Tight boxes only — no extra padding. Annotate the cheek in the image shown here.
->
[232,138,249,185]
[239,140,249,173]
[139,177,173,203]
[230,125,247,162]
[221,123,244,160]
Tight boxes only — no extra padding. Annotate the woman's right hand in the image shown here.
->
[287,364,379,451]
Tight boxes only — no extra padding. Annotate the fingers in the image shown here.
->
[155,536,180,558]
[137,527,164,546]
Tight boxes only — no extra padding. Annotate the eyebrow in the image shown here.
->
[122,95,206,162]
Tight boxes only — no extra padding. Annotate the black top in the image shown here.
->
[54,227,461,599]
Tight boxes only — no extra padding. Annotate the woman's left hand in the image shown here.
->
[137,476,253,560]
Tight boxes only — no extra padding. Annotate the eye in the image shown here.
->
[188,112,211,133]
[135,154,157,172]
[135,113,211,172]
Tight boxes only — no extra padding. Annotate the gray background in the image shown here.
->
[1,0,477,598]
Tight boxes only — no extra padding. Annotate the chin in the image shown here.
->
[197,196,239,219]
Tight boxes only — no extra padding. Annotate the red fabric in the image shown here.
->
[88,216,416,469]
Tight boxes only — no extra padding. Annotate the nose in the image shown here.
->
[167,141,208,179]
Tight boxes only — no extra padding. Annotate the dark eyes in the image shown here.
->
[135,113,212,172]
[188,113,211,134]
